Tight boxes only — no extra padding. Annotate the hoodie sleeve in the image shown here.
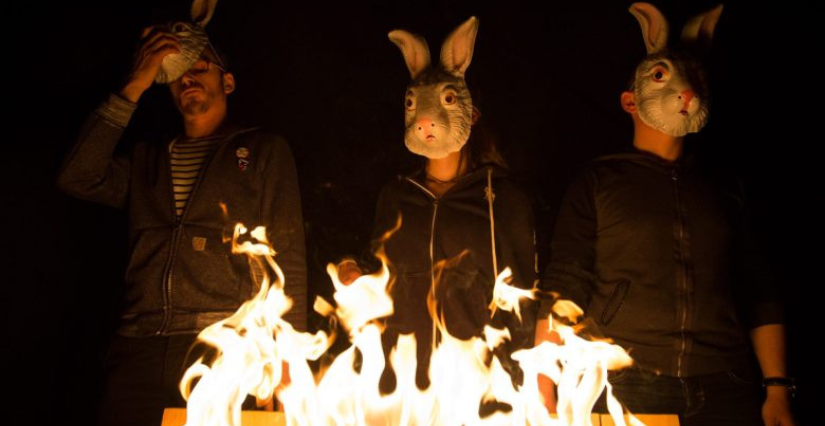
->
[56,94,136,208]
[537,167,599,317]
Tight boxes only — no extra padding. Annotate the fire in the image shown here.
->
[180,224,646,426]
[180,224,332,426]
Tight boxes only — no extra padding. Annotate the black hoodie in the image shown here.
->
[57,96,307,336]
[540,151,784,377]
[369,166,537,387]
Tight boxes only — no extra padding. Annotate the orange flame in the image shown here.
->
[180,223,646,426]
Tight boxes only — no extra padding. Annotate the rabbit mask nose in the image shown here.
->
[415,118,438,139]
[679,89,695,112]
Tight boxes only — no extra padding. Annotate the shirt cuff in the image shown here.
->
[95,93,137,129]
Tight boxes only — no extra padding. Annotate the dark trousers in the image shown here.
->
[595,367,763,426]
[98,334,200,426]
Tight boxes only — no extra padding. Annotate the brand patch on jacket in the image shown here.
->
[236,147,250,171]
[192,236,207,251]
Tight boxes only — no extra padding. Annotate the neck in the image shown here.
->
[183,105,228,139]
[632,115,684,161]
[426,151,466,182]
[424,151,467,196]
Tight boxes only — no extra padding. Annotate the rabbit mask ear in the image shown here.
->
[629,2,669,54]
[389,30,431,79]
[681,4,724,50]
[440,16,479,77]
[191,0,219,27]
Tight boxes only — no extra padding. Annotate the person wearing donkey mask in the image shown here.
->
[57,1,307,424]
[535,4,795,426]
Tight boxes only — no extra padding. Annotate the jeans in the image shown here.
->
[594,366,763,426]
[98,334,201,426]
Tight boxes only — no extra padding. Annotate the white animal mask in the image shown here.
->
[155,0,220,84]
[630,3,723,136]
[389,17,478,160]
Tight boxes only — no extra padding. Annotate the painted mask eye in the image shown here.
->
[405,91,416,110]
[652,67,669,83]
[443,92,457,105]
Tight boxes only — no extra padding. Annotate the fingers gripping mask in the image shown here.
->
[389,17,478,160]
[629,3,723,137]
[154,0,219,84]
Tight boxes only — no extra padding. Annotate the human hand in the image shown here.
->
[119,26,181,102]
[336,258,362,285]
[762,386,796,426]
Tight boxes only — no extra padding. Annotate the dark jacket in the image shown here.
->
[372,166,537,374]
[540,151,783,377]
[57,100,307,336]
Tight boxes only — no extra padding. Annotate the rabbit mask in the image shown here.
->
[389,17,478,160]
[154,0,220,84]
[629,3,723,137]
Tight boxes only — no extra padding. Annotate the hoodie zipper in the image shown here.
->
[405,178,439,286]
[158,222,182,335]
[672,168,689,377]
[157,132,237,335]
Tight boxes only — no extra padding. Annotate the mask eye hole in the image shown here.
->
[442,91,457,105]
[652,66,669,83]
[405,91,416,111]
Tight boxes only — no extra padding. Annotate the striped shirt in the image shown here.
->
[170,135,223,217]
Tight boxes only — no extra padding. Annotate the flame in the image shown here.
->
[180,224,332,426]
[516,310,637,426]
[180,223,646,426]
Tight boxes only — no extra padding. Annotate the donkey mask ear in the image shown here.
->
[191,0,219,27]
[681,4,724,50]
[440,16,479,77]
[629,3,669,54]
[389,30,431,79]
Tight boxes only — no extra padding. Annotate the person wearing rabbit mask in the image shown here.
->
[56,1,307,424]
[337,17,537,397]
[535,4,795,426]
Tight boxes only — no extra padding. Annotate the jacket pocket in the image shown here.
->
[175,227,244,310]
[440,267,486,340]
[600,279,630,325]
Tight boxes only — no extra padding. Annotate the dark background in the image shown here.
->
[5,0,816,424]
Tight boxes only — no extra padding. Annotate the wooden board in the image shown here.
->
[600,413,680,426]
[161,408,677,426]
[160,408,285,426]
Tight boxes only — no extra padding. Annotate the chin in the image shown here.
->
[405,137,464,160]
[182,100,210,116]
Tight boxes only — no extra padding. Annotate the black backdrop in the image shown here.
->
[5,1,816,423]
